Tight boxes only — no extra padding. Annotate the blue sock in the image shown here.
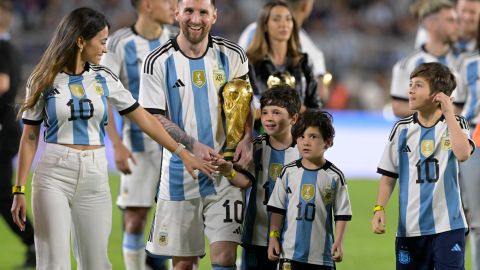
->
[123,232,144,250]
[211,265,236,270]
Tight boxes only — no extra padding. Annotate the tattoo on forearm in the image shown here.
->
[27,133,36,141]
[154,115,195,151]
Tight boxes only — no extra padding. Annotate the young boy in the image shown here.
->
[267,109,352,270]
[372,62,474,270]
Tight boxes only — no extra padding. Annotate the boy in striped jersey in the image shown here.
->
[240,86,301,270]
[267,110,352,270]
[372,62,474,270]
[101,0,177,269]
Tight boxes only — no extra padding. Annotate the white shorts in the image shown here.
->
[146,185,244,257]
[116,150,162,208]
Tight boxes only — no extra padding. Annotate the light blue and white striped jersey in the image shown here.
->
[390,46,458,101]
[139,35,250,201]
[453,52,480,125]
[22,63,138,145]
[242,134,300,247]
[377,113,474,237]
[237,22,326,77]
[101,25,177,152]
[267,159,352,266]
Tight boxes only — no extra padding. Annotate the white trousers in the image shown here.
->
[32,143,112,270]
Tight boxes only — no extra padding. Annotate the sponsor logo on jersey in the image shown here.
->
[269,163,283,181]
[192,70,206,88]
[213,69,225,89]
[421,140,434,157]
[69,84,85,98]
[301,184,315,201]
[442,133,452,151]
[94,80,104,96]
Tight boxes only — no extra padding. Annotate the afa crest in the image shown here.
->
[282,262,291,270]
[322,187,334,204]
[158,226,168,246]
[441,133,452,151]
[94,80,104,96]
[192,70,206,88]
[398,250,411,265]
[213,69,226,89]
[301,184,315,201]
[269,163,283,181]
[421,140,434,157]
[69,84,85,98]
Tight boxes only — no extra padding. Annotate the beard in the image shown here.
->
[180,23,211,45]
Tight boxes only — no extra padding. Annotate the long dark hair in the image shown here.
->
[19,7,109,115]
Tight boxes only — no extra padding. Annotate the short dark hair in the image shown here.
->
[260,86,301,117]
[292,109,335,146]
[410,62,456,96]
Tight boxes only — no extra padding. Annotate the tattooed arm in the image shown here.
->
[153,114,222,161]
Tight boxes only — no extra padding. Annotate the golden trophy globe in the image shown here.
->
[222,78,253,161]
[267,71,296,89]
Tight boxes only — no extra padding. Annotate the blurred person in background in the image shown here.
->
[453,14,480,269]
[391,0,458,117]
[102,0,177,269]
[0,1,36,268]
[238,0,327,104]
[246,1,319,134]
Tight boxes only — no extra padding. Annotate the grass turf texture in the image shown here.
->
[0,176,471,269]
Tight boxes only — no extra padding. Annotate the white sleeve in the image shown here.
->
[333,178,352,220]
[106,77,138,115]
[377,127,400,177]
[299,29,326,77]
[390,61,409,100]
[237,22,257,50]
[21,84,45,124]
[138,61,166,112]
[267,171,288,213]
[452,59,468,105]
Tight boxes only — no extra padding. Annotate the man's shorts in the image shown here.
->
[116,150,162,208]
[146,185,244,257]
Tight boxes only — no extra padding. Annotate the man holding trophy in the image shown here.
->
[138,0,253,269]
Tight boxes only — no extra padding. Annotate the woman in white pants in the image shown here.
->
[10,7,214,270]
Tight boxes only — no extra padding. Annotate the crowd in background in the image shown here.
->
[8,0,419,112]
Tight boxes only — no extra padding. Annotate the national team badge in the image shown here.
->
[69,84,85,98]
[442,133,452,151]
[398,250,411,265]
[421,140,434,157]
[269,163,283,181]
[301,184,315,201]
[94,80,104,96]
[282,262,291,270]
[158,226,168,246]
[213,69,226,89]
[192,70,206,88]
[322,186,334,204]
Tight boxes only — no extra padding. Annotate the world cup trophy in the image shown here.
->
[267,71,296,89]
[222,78,253,161]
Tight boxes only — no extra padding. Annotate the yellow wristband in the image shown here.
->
[12,186,25,194]
[226,169,237,180]
[269,230,280,239]
[373,205,385,214]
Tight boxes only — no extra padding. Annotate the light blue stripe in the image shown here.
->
[465,61,478,122]
[323,203,334,266]
[94,74,109,145]
[245,25,256,48]
[437,56,447,66]
[266,149,285,243]
[211,266,236,270]
[218,49,230,80]
[415,57,425,68]
[444,151,465,229]
[398,129,409,236]
[124,40,145,152]
[44,89,59,143]
[149,39,161,51]
[122,232,145,251]
[292,169,316,263]
[165,56,185,200]
[189,58,215,197]
[418,127,436,235]
[68,75,90,145]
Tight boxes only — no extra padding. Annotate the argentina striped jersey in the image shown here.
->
[139,35,249,200]
[453,52,480,125]
[267,159,352,266]
[377,113,474,237]
[242,134,300,247]
[22,63,138,145]
[101,25,177,152]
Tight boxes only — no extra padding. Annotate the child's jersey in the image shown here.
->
[138,35,249,201]
[101,25,176,152]
[22,63,138,145]
[242,134,300,247]
[377,113,474,237]
[267,159,352,266]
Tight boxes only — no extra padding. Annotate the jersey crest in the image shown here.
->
[213,69,226,88]
[441,132,452,151]
[192,70,206,88]
[269,163,283,180]
[301,184,315,201]
[321,185,334,204]
[70,84,85,98]
[94,80,104,96]
[421,140,434,157]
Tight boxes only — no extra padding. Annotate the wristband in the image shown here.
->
[373,204,385,214]
[269,230,280,239]
[173,143,186,155]
[12,186,25,195]
[226,169,237,180]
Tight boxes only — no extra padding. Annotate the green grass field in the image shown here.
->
[0,176,471,269]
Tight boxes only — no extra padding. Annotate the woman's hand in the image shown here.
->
[11,194,27,231]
